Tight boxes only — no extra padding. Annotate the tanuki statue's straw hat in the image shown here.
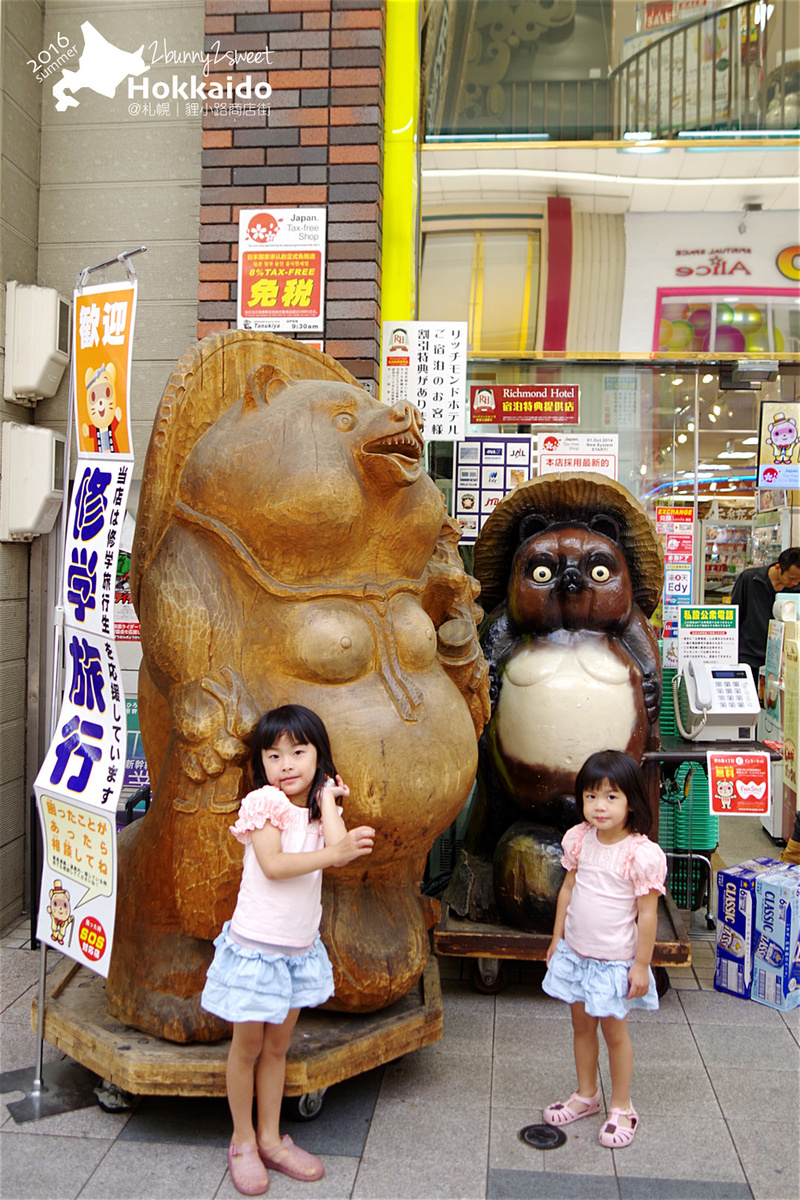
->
[473,472,664,619]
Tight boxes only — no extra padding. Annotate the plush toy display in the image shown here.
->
[105,331,489,1042]
[447,472,663,930]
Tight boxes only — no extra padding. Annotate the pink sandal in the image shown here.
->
[259,1134,324,1181]
[543,1088,601,1126]
[598,1104,639,1148]
[228,1143,269,1196]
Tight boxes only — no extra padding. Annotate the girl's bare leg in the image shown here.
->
[227,1021,267,1146]
[600,1014,634,1127]
[255,1008,299,1153]
[571,1002,601,1103]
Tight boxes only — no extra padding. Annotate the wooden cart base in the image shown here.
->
[32,955,443,1099]
[433,891,691,972]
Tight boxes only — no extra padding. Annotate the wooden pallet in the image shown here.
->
[433,890,691,966]
[32,955,443,1099]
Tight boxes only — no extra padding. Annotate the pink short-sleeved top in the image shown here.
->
[561,823,667,962]
[228,786,328,949]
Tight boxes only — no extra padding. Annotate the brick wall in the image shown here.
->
[198,0,385,387]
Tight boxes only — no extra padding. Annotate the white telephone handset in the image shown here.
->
[686,660,713,710]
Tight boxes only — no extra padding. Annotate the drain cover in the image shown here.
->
[518,1124,567,1150]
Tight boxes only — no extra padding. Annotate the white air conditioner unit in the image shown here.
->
[4,281,70,406]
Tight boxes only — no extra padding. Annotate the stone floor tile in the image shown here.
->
[78,1139,226,1198]
[489,1105,615,1177]
[363,1096,489,1164]
[353,1154,487,1199]
[0,1017,66,1076]
[628,1060,719,1117]
[778,1006,799,1041]
[493,1015,574,1060]
[378,1045,491,1108]
[434,990,495,1057]
[705,1066,799,1120]
[727,1117,799,1200]
[494,987,571,1021]
[616,1022,698,1066]
[678,990,786,1027]
[487,1167,619,1198]
[627,989,688,1025]
[1,1095,131,1138]
[669,974,700,990]
[0,1129,112,1199]
[617,1177,753,1198]
[611,1114,748,1183]
[492,1056,603,1113]
[691,1023,799,1072]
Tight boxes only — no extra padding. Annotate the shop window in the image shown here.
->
[655,291,800,354]
[419,230,540,353]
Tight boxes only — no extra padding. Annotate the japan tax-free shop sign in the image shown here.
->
[34,281,136,978]
[237,207,326,333]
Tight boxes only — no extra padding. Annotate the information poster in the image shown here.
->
[707,751,771,816]
[470,384,579,426]
[678,605,738,669]
[758,401,800,490]
[538,433,618,480]
[657,506,695,668]
[454,436,532,542]
[34,280,137,978]
[381,322,467,440]
[237,207,326,333]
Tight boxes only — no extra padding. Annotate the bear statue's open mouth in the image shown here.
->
[363,426,423,481]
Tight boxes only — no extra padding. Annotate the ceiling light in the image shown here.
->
[713,404,721,415]
[708,413,717,422]
[718,451,757,459]
[639,464,647,475]
[688,421,695,431]
[672,377,683,386]
[702,374,714,383]
[678,434,688,443]
[742,437,759,445]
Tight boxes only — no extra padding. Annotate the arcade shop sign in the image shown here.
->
[470,384,579,425]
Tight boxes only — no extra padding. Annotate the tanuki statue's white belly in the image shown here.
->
[495,636,639,776]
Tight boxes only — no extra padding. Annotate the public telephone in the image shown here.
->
[673,660,760,742]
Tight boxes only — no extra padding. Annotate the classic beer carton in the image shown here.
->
[751,865,800,1011]
[714,858,786,999]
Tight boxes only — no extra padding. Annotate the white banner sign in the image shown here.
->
[381,321,467,440]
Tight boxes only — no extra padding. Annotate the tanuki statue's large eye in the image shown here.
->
[531,564,553,583]
[591,564,611,582]
[334,412,356,432]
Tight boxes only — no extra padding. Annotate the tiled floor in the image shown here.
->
[2,818,798,1200]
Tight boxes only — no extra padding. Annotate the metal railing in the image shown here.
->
[610,0,798,139]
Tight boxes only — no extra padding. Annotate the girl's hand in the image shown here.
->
[330,825,375,866]
[546,937,560,966]
[627,962,651,998]
[321,774,350,803]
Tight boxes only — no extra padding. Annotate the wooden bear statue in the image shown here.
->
[105,332,489,1042]
[447,472,663,930]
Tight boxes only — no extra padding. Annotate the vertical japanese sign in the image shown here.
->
[381,322,467,440]
[34,281,137,977]
[454,436,533,542]
[237,207,326,333]
[656,505,695,668]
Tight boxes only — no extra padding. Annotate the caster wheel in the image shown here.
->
[706,913,716,930]
[471,959,506,994]
[653,966,670,998]
[282,1088,327,1121]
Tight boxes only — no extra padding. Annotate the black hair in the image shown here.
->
[250,704,336,821]
[777,547,800,574]
[574,749,653,837]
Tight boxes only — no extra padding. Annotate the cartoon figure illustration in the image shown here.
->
[766,412,799,465]
[47,880,74,946]
[716,779,735,811]
[83,363,122,453]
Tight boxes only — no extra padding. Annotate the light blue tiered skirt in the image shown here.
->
[201,922,335,1024]
[543,939,659,1020]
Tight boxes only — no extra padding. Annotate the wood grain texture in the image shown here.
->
[105,331,489,1042]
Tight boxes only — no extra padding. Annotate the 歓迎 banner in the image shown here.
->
[73,282,136,456]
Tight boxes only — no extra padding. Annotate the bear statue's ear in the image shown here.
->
[518,513,549,543]
[242,364,290,411]
[589,513,621,543]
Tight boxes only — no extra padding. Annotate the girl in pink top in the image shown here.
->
[201,705,374,1196]
[542,750,667,1150]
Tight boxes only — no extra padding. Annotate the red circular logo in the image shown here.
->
[78,916,107,963]
[247,212,282,243]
